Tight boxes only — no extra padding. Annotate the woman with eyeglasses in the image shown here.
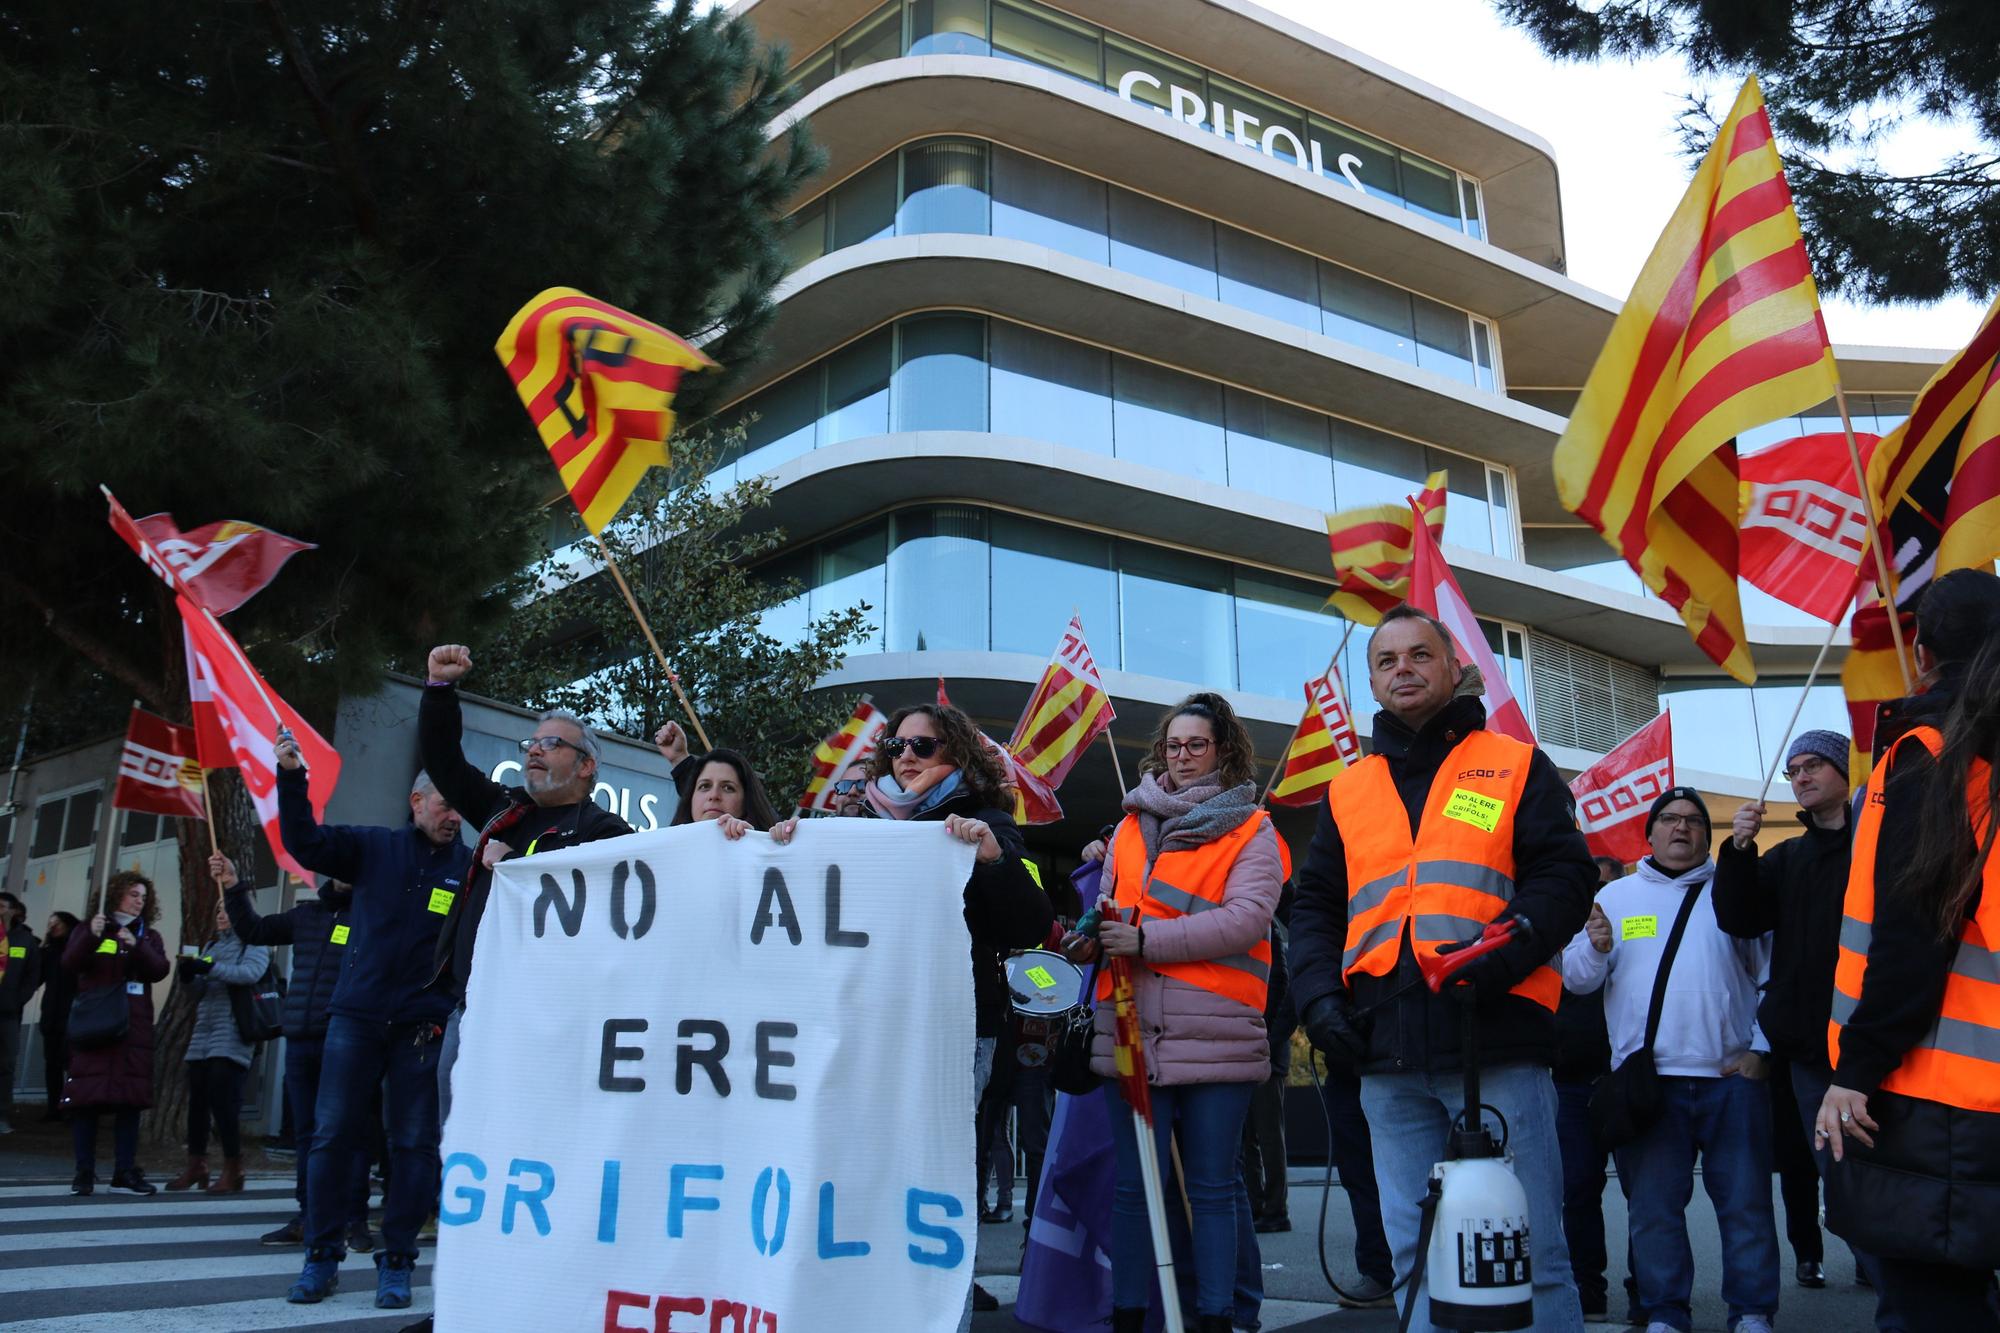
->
[1060,692,1282,1333]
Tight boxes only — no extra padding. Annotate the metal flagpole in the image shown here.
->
[590,533,713,752]
[1131,1111,1186,1333]
[1832,385,1914,693]
[1755,608,1846,804]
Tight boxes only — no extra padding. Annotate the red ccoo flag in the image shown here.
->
[1569,713,1674,865]
[105,487,314,615]
[1737,432,1875,622]
[1407,498,1533,743]
[181,600,340,880]
[1007,615,1117,790]
[113,707,206,822]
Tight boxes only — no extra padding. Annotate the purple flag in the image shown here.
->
[1013,1088,1117,1331]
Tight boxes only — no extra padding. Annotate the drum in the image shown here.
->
[1004,948,1085,1017]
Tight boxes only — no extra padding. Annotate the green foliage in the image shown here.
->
[479,425,871,804]
[0,0,819,737]
[1491,0,2000,303]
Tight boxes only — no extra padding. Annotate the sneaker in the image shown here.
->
[375,1252,415,1309]
[347,1219,377,1253]
[108,1168,157,1196]
[1734,1319,1776,1333]
[1796,1259,1826,1288]
[1336,1275,1394,1310]
[70,1169,95,1197]
[288,1249,342,1304]
[261,1216,305,1246]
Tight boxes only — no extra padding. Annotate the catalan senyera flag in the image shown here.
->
[800,698,887,812]
[495,287,718,534]
[1556,76,1840,684]
[1269,666,1363,807]
[1007,615,1117,789]
[1106,948,1152,1121]
[1842,599,1918,783]
[1864,291,2000,610]
[1324,471,1448,624]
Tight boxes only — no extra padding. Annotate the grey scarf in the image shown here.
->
[1124,771,1262,866]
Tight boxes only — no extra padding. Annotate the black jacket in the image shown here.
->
[226,882,352,1041]
[0,921,40,1017]
[1290,695,1596,1075]
[906,789,1055,1038]
[36,935,76,1035]
[419,683,632,1005]
[278,764,472,1027]
[1712,809,1853,1070]
[1553,985,1612,1082]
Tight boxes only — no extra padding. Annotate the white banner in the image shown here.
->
[435,820,979,1332]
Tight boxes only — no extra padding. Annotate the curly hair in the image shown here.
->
[1142,691,1257,790]
[103,869,162,927]
[671,749,781,832]
[869,704,1010,809]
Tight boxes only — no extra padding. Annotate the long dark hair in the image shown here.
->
[671,749,781,831]
[1899,569,2000,941]
[869,704,1009,809]
[1141,691,1256,790]
[49,910,79,939]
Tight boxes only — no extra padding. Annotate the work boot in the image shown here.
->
[1336,1274,1394,1310]
[70,1169,95,1197]
[210,1157,245,1194]
[109,1167,157,1195]
[165,1156,209,1191]
[261,1215,305,1246]
[375,1251,415,1309]
[287,1248,342,1303]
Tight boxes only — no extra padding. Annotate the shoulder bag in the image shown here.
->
[1587,884,1704,1152]
[230,957,287,1044]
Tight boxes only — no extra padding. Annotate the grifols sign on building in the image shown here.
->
[435,822,978,1332]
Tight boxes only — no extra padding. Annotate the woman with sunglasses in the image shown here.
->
[1061,692,1282,1333]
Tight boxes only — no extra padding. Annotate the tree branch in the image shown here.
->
[258,0,381,238]
[0,570,169,711]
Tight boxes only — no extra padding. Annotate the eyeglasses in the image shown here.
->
[1784,756,1830,782]
[1653,813,1703,830]
[1162,738,1213,758]
[882,736,942,760]
[519,735,585,756]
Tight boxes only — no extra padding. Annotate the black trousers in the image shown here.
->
[186,1056,247,1158]
[1768,1057,1823,1263]
[1874,1256,2000,1330]
[1238,1071,1289,1221]
[41,1027,67,1111]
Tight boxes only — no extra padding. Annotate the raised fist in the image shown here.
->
[653,721,689,766]
[427,644,473,684]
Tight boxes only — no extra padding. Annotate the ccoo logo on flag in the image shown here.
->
[1576,757,1672,834]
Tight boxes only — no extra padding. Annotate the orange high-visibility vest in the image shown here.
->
[1324,729,1560,1011]
[1829,725,2000,1111]
[1094,808,1274,1011]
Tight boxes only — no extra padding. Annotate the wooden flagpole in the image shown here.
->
[1102,729,1128,796]
[1832,385,1914,693]
[590,533,713,753]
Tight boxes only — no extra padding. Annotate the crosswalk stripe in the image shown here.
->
[0,1289,434,1331]
[0,1250,416,1293]
[0,1177,295,1201]
[0,1223,298,1253]
[0,1199,294,1225]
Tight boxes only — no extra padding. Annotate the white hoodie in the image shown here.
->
[1561,858,1770,1077]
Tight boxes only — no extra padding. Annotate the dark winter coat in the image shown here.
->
[226,882,351,1041]
[37,935,77,1036]
[278,764,472,1027]
[0,921,41,1017]
[419,682,632,1006]
[1290,694,1597,1076]
[59,919,169,1110]
[1711,809,1854,1070]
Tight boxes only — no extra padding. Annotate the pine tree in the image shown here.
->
[1492,0,2000,303]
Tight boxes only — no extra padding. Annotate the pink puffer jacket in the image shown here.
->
[1088,818,1284,1086]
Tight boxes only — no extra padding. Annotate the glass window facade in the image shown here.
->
[720,313,1516,555]
[787,139,1501,391]
[782,0,1487,235]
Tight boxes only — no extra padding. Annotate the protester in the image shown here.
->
[1713,730,1889,1307]
[864,701,1054,1318]
[38,911,79,1122]
[62,870,168,1196]
[667,746,781,834]
[277,733,472,1309]
[215,854,374,1251]
[1555,855,1629,1325]
[1818,568,2000,1328]
[1290,605,1596,1331]
[1061,692,1283,1333]
[830,760,872,817]
[1563,788,1779,1333]
[167,898,270,1195]
[0,891,39,1135]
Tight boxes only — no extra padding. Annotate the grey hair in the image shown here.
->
[411,770,437,799]
[538,708,601,764]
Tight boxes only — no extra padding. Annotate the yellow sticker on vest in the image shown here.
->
[97,939,119,954]
[427,888,455,915]
[1621,915,1659,941]
[1442,788,1505,832]
[1025,965,1057,990]
[6,946,24,959]
[330,924,350,945]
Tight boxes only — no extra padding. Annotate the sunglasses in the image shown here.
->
[829,778,868,795]
[882,736,942,760]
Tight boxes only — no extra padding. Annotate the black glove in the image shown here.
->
[176,953,215,984]
[1301,993,1369,1068]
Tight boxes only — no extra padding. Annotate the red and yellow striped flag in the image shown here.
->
[1269,666,1363,807]
[1007,614,1117,789]
[1865,291,2000,609]
[1325,471,1447,625]
[1555,76,1839,683]
[495,287,718,534]
[1107,949,1152,1119]
[1842,599,1917,784]
[800,697,887,812]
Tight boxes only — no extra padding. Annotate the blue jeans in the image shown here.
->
[1790,1060,1905,1331]
[285,1037,370,1225]
[1103,1080,1255,1317]
[1319,1063,1394,1285]
[1360,1062,1583,1333]
[1614,1074,1779,1331]
[306,1014,442,1259]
